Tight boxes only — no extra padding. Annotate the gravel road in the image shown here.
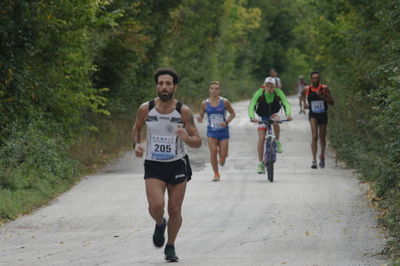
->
[0,97,388,266]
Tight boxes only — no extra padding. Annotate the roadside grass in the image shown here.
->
[329,131,400,261]
[0,116,133,224]
[0,179,77,225]
[0,120,79,223]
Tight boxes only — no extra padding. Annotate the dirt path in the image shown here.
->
[0,97,388,265]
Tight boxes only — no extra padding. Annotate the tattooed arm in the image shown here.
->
[176,105,202,148]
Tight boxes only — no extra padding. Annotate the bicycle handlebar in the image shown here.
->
[251,119,290,124]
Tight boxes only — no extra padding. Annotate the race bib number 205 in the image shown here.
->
[150,135,176,161]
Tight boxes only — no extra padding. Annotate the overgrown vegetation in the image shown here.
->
[0,0,288,221]
[1,0,399,260]
[291,0,400,259]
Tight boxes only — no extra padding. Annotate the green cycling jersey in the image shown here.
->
[248,88,292,119]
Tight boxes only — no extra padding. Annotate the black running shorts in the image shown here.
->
[309,113,328,125]
[144,154,192,185]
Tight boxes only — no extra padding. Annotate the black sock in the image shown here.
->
[156,218,165,228]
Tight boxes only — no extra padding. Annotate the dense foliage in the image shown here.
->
[292,0,400,258]
[0,0,399,259]
[0,0,108,219]
[0,0,281,220]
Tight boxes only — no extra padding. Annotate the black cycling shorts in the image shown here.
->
[144,154,192,185]
[309,113,328,125]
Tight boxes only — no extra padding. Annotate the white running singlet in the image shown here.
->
[145,101,186,162]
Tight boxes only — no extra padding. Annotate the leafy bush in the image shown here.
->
[0,118,78,219]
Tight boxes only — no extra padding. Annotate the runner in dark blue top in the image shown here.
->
[303,71,334,169]
[198,81,236,181]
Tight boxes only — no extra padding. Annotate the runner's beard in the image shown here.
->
[158,91,173,102]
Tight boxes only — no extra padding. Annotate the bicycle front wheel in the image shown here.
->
[267,157,274,182]
[266,141,274,182]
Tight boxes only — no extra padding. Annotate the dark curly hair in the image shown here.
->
[153,68,179,85]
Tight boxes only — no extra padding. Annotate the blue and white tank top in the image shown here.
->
[206,97,227,131]
[145,100,186,162]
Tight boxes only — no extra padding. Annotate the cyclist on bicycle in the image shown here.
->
[303,71,334,169]
[248,77,292,174]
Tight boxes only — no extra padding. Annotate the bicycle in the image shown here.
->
[257,119,288,182]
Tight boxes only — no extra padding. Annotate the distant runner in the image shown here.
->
[296,75,307,114]
[265,68,282,89]
[303,71,334,169]
[132,68,201,262]
[197,81,236,181]
[249,77,292,174]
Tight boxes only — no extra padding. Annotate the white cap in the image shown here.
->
[264,77,276,85]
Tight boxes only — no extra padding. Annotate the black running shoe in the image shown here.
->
[164,244,179,262]
[311,160,317,169]
[319,155,325,169]
[153,218,166,248]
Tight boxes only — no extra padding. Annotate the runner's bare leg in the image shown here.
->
[218,139,229,165]
[166,181,187,245]
[310,118,319,161]
[208,137,219,174]
[145,179,167,225]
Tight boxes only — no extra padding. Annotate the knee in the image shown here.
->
[210,147,218,156]
[168,205,182,219]
[148,201,164,213]
[219,149,228,159]
[219,153,228,159]
[312,135,318,142]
